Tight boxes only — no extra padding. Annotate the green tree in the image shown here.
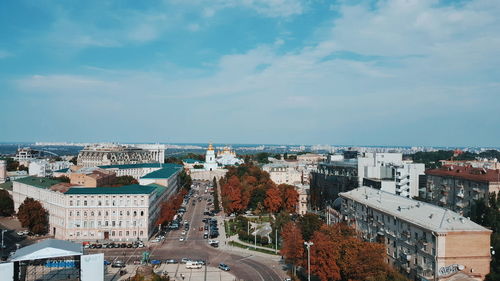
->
[17,197,49,234]
[0,189,14,216]
[298,213,323,241]
[179,170,192,190]
[213,177,220,212]
[114,175,139,186]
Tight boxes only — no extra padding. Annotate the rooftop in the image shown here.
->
[14,176,62,189]
[426,165,500,183]
[182,158,203,164]
[10,239,82,262]
[99,163,179,170]
[64,184,157,195]
[141,165,182,179]
[340,186,491,233]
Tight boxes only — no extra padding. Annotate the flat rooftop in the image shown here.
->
[340,186,491,233]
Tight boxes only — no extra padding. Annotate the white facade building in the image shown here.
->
[12,174,179,242]
[29,160,72,177]
[216,147,243,166]
[263,163,303,185]
[204,144,218,171]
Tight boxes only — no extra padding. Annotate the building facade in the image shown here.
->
[340,187,491,281]
[204,144,218,171]
[12,176,179,242]
[68,168,116,187]
[423,165,500,216]
[29,160,72,178]
[77,144,164,168]
[263,164,303,185]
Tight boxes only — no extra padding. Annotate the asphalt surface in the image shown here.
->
[86,181,285,281]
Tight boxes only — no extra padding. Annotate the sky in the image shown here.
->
[0,0,499,147]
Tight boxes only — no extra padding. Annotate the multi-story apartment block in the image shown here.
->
[28,160,72,177]
[340,186,491,281]
[77,144,164,168]
[310,152,425,210]
[12,171,180,242]
[423,165,500,216]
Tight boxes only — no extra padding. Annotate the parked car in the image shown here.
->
[150,260,162,265]
[179,237,185,242]
[180,258,191,264]
[104,260,111,266]
[218,263,230,271]
[112,261,126,268]
[165,259,177,264]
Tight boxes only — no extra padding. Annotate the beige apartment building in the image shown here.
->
[12,174,179,242]
[340,187,491,281]
[423,165,500,216]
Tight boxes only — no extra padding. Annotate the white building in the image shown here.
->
[263,163,303,185]
[204,144,218,171]
[77,144,164,168]
[340,187,491,281]
[216,147,243,166]
[12,175,179,242]
[358,152,425,198]
[29,160,72,177]
[99,163,181,180]
[0,160,6,183]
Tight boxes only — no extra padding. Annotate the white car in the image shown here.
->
[179,237,185,242]
[17,231,25,236]
[181,230,186,235]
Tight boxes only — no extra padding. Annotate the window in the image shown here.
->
[119,231,122,236]
[120,211,123,216]
[140,230,143,236]
[69,211,72,216]
[98,201,102,206]
[76,211,80,216]
[84,200,87,206]
[140,211,144,216]
[127,211,130,216]
[126,231,129,236]
[105,211,109,216]
[91,211,94,216]
[105,221,109,227]
[98,211,101,216]
[84,211,87,217]
[69,200,73,206]
[134,211,137,217]
[112,221,116,227]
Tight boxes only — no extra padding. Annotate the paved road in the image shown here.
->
[87,181,285,281]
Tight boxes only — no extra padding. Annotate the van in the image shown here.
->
[186,261,202,269]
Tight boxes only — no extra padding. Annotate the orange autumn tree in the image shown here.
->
[221,176,244,214]
[278,184,299,213]
[307,223,390,281]
[264,185,282,213]
[280,222,304,276]
[156,189,188,226]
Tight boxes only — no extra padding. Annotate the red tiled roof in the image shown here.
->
[426,165,500,183]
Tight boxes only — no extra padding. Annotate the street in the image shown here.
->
[87,181,286,281]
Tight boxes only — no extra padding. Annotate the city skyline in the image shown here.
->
[1,0,499,147]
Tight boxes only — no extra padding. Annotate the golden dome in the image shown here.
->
[208,143,214,151]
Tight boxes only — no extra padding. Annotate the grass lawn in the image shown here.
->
[228,241,278,255]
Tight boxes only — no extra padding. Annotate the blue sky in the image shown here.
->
[1,0,499,147]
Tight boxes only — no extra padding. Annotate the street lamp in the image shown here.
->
[304,241,314,281]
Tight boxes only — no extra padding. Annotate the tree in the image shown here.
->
[264,186,282,213]
[212,177,220,212]
[165,157,183,165]
[280,222,304,276]
[279,184,299,213]
[17,197,48,235]
[309,229,341,281]
[114,175,139,186]
[221,176,244,214]
[0,190,14,216]
[179,170,192,190]
[298,213,323,241]
[248,188,267,210]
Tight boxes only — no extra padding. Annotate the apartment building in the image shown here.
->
[77,144,164,168]
[423,165,500,216]
[310,152,425,210]
[263,163,303,185]
[340,187,491,281]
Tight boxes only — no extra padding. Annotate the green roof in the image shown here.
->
[0,181,13,191]
[65,184,157,195]
[14,176,62,189]
[99,163,181,170]
[54,168,69,173]
[147,183,167,194]
[182,158,203,164]
[141,166,181,179]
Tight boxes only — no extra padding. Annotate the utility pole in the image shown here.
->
[304,241,314,281]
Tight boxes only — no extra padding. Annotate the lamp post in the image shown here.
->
[304,241,314,281]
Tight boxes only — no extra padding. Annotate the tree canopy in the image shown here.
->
[17,197,49,234]
[0,189,14,216]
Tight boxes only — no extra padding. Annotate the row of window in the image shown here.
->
[71,230,144,237]
[71,219,145,228]
[69,210,145,217]
[69,199,145,207]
